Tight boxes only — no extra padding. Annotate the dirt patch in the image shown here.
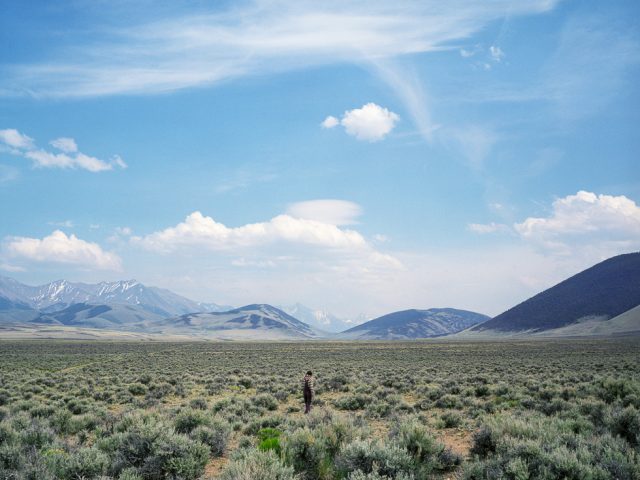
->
[202,433,241,479]
[203,456,229,479]
[437,428,473,458]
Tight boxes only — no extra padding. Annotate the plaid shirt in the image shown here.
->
[302,374,315,396]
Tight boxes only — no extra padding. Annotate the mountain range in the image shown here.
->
[1,252,639,339]
[0,276,228,318]
[278,303,357,333]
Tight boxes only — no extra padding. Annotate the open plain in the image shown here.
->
[0,339,638,479]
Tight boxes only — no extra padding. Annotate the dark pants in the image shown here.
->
[304,391,313,414]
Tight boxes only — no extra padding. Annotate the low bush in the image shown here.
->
[336,439,413,478]
[191,419,231,457]
[220,449,297,480]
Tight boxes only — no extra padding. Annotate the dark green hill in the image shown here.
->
[472,252,640,333]
[339,308,489,339]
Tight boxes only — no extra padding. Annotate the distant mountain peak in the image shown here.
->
[0,275,225,318]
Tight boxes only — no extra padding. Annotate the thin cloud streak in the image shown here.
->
[1,1,560,144]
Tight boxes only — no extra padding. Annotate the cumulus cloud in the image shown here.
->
[131,209,402,275]
[323,103,400,142]
[514,191,640,252]
[321,116,339,129]
[0,128,126,172]
[286,199,362,226]
[133,211,368,252]
[5,230,122,270]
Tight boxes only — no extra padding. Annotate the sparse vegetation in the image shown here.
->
[0,339,637,479]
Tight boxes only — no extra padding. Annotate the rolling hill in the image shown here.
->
[338,308,490,340]
[468,252,640,336]
[157,304,325,340]
[30,303,165,329]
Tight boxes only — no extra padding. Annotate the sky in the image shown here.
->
[0,0,639,319]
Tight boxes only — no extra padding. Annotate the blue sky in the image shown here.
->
[1,0,639,319]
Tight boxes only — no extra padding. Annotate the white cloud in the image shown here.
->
[468,222,510,234]
[0,129,34,150]
[1,2,559,97]
[489,45,505,62]
[0,262,26,273]
[0,2,560,143]
[0,128,126,172]
[324,103,399,142]
[50,137,78,153]
[5,230,122,270]
[133,211,369,252]
[514,191,640,254]
[321,116,339,129]
[286,199,362,226]
[131,209,402,280]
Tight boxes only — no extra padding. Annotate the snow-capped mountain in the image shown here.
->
[279,303,361,333]
[0,275,226,317]
[159,304,325,339]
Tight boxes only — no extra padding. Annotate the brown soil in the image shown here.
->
[437,428,473,458]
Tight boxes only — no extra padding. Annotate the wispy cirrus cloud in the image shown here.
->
[1,1,560,143]
[0,128,126,172]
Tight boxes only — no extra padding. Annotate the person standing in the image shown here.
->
[302,370,315,414]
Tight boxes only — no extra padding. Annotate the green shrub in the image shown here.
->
[220,449,297,480]
[0,423,16,445]
[174,408,210,434]
[336,440,413,478]
[100,415,209,480]
[51,447,109,479]
[333,394,373,411]
[128,384,147,396]
[348,468,415,479]
[439,411,462,428]
[609,405,640,446]
[191,420,231,457]
[0,443,23,470]
[20,421,55,450]
[189,397,208,410]
[470,426,496,458]
[253,393,279,411]
[282,427,331,479]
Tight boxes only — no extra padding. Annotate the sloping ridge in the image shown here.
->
[160,304,323,339]
[473,252,640,333]
[340,308,489,339]
[31,303,166,329]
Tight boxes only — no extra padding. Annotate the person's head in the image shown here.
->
[306,370,312,376]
